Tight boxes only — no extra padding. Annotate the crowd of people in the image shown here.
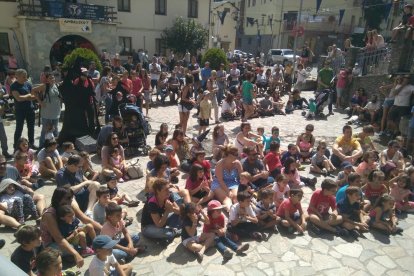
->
[0,40,413,275]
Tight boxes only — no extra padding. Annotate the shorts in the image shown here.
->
[193,190,208,199]
[178,104,189,113]
[243,99,253,105]
[315,162,324,170]
[388,105,410,122]
[144,91,151,102]
[383,98,394,108]
[336,88,344,98]
[75,187,90,212]
[199,119,209,126]
[182,236,200,247]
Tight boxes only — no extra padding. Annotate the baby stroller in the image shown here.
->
[314,89,331,117]
[119,103,152,156]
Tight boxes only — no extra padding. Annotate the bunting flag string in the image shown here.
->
[316,0,322,13]
[217,10,228,25]
[338,9,345,26]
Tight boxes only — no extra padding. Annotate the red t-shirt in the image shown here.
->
[409,15,414,26]
[264,152,282,172]
[276,198,302,218]
[131,77,143,96]
[203,213,225,233]
[121,78,132,93]
[185,177,203,191]
[193,160,211,180]
[307,189,336,215]
[365,184,387,199]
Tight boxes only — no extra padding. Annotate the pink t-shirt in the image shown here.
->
[307,189,336,215]
[101,220,126,240]
[336,70,348,89]
[355,161,377,177]
[390,186,411,202]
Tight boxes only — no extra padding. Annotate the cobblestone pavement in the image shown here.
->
[1,90,414,276]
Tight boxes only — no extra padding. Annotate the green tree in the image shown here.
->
[63,48,102,72]
[162,17,209,56]
[363,0,386,30]
[201,48,228,70]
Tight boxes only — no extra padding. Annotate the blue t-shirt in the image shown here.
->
[337,197,359,217]
[10,81,34,111]
[201,67,212,86]
[410,106,414,128]
[263,136,281,151]
[58,217,80,238]
[55,167,83,187]
[336,184,364,203]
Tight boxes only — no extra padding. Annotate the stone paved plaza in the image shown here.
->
[1,91,414,275]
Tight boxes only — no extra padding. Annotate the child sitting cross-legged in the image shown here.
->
[362,170,388,210]
[255,189,280,232]
[11,225,41,275]
[60,142,76,165]
[307,179,348,236]
[310,142,336,176]
[390,174,414,213]
[202,200,249,261]
[180,202,215,262]
[369,194,403,235]
[355,151,378,181]
[335,161,354,187]
[276,189,307,235]
[185,164,214,205]
[57,204,96,257]
[238,171,257,194]
[272,174,290,208]
[107,174,140,207]
[101,202,145,262]
[228,191,268,241]
[89,235,134,276]
[337,186,370,239]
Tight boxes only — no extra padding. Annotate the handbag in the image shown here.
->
[127,160,144,179]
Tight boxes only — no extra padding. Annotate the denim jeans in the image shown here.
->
[39,118,59,148]
[0,122,8,153]
[10,194,38,221]
[228,222,261,238]
[112,234,140,261]
[142,213,181,240]
[14,108,35,148]
[215,236,238,254]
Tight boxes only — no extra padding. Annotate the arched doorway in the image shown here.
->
[49,35,96,66]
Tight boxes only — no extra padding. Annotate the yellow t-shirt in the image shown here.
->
[335,135,361,154]
[199,99,212,120]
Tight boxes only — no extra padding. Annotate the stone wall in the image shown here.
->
[17,17,117,81]
[345,74,391,102]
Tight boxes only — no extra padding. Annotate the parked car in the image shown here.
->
[266,49,300,66]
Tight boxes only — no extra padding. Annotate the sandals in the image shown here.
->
[124,217,134,227]
[126,200,140,207]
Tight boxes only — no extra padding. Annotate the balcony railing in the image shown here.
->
[355,47,391,76]
[17,0,117,22]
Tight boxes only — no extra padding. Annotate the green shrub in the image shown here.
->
[201,48,228,70]
[62,48,102,72]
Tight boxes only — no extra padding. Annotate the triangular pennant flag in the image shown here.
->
[217,10,228,25]
[338,9,345,26]
[268,14,273,30]
[247,17,256,26]
[316,0,322,13]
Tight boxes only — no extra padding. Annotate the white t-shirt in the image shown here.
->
[221,101,236,113]
[229,203,256,223]
[394,84,414,106]
[256,74,266,82]
[365,101,380,112]
[230,68,240,81]
[272,183,290,204]
[296,69,308,83]
[88,254,118,276]
[149,63,161,80]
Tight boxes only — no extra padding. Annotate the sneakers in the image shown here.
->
[307,177,317,187]
[308,222,321,235]
[81,247,95,257]
[195,251,204,263]
[236,243,250,255]
[335,226,349,236]
[251,232,263,241]
[118,178,125,183]
[349,229,360,239]
[0,239,5,249]
[172,228,182,237]
[223,249,233,260]
[321,168,328,177]
[287,226,295,234]
[32,179,45,190]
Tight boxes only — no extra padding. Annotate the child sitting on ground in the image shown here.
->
[89,235,134,276]
[14,151,44,190]
[276,189,307,235]
[35,248,63,276]
[107,174,140,207]
[60,142,76,165]
[307,179,348,236]
[355,151,378,181]
[198,91,212,135]
[0,178,38,224]
[310,142,336,176]
[79,151,99,181]
[185,164,214,205]
[263,127,281,154]
[180,202,215,262]
[101,202,144,262]
[361,95,380,125]
[255,189,280,231]
[362,170,388,209]
[390,173,414,213]
[192,150,212,181]
[57,204,96,257]
[228,191,267,241]
[11,225,41,275]
[238,171,257,194]
[109,147,129,182]
[263,141,282,178]
[93,187,112,225]
[336,161,354,187]
[369,194,403,235]
[272,174,290,208]
[203,200,249,261]
[353,125,377,152]
[337,186,370,239]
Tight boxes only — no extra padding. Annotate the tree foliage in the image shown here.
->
[363,0,386,30]
[63,48,102,72]
[201,48,228,70]
[162,17,209,56]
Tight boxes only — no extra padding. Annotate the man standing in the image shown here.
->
[317,61,335,115]
[123,56,135,74]
[331,125,363,168]
[149,57,161,101]
[229,62,240,87]
[87,61,100,85]
[201,62,212,90]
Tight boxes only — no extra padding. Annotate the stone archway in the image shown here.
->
[49,34,96,66]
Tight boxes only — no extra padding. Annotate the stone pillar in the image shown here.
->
[389,30,414,74]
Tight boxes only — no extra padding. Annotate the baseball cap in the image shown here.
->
[93,235,119,250]
[207,200,225,211]
[203,90,210,96]
[165,145,174,152]
[341,161,353,169]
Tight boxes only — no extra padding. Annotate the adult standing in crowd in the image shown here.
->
[87,61,100,85]
[201,62,212,90]
[207,70,220,124]
[188,56,201,95]
[36,73,61,148]
[149,57,161,101]
[178,74,195,136]
[11,69,44,150]
[317,61,335,115]
[229,62,240,87]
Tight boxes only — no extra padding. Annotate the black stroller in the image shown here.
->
[119,103,152,156]
[314,89,331,116]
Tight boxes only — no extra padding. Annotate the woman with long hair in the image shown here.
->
[178,74,196,136]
